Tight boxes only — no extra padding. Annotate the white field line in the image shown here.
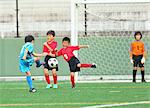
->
[82,101,150,108]
[78,80,150,83]
[0,102,118,107]
[0,101,150,107]
[108,91,121,93]
[0,75,150,82]
[0,86,149,90]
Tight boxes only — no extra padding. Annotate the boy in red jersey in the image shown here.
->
[51,37,96,88]
[43,30,58,88]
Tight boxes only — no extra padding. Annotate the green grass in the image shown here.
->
[0,81,150,108]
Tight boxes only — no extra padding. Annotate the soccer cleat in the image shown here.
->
[36,62,45,68]
[53,84,58,89]
[29,88,37,93]
[72,84,75,89]
[91,63,96,68]
[142,79,146,83]
[46,84,52,88]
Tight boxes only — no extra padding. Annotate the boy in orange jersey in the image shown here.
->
[129,31,147,83]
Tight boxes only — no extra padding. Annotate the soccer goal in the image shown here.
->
[71,0,150,82]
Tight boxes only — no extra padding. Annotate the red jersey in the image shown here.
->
[57,46,80,61]
[43,40,57,54]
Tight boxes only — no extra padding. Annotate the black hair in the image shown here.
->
[134,31,142,39]
[25,35,34,43]
[62,37,70,43]
[47,30,55,37]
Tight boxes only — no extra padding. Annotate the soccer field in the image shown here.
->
[0,81,150,108]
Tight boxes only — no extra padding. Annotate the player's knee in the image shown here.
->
[77,64,81,67]
[26,72,31,76]
[34,57,40,61]
[52,69,57,76]
[141,67,144,71]
[44,72,49,76]
[44,69,49,76]
[52,72,57,76]
[133,67,137,70]
[70,72,74,76]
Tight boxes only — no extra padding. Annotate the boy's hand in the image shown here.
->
[48,52,56,57]
[141,57,145,64]
[79,45,89,48]
[130,58,133,64]
[54,48,58,52]
[22,56,26,60]
[86,45,89,48]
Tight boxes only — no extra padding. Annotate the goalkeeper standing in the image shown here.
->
[129,31,147,83]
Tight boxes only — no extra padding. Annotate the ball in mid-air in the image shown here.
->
[48,58,58,68]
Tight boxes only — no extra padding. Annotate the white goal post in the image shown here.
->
[71,0,150,82]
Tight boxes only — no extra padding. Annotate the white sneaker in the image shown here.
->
[91,63,97,68]
[29,88,37,93]
[46,84,52,88]
[53,84,58,89]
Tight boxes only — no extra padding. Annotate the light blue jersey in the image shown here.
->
[19,42,34,73]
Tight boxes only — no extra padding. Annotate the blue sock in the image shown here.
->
[35,60,41,67]
[26,76,33,89]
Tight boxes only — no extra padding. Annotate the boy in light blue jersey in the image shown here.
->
[19,35,48,93]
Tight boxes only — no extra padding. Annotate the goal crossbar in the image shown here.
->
[73,0,150,4]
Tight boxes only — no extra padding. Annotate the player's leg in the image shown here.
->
[43,56,52,88]
[52,68,58,88]
[132,55,138,83]
[140,64,146,83]
[133,58,138,83]
[133,67,137,83]
[68,57,80,88]
[77,63,96,68]
[132,57,138,83]
[70,72,75,88]
[139,55,146,82]
[19,59,36,92]
[34,57,45,68]
[44,68,52,88]
[26,72,36,93]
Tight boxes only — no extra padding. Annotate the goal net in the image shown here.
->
[71,0,150,81]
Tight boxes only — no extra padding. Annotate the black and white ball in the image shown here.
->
[48,58,58,68]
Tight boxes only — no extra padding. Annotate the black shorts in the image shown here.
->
[132,55,144,68]
[68,56,80,72]
[44,55,58,71]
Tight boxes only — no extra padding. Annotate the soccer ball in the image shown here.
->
[48,58,58,68]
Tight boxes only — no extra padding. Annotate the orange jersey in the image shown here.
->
[130,41,145,56]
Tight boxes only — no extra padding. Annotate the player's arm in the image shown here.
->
[32,52,48,57]
[129,44,133,64]
[143,51,147,59]
[78,45,89,48]
[143,44,148,59]
[54,49,63,57]
[22,49,28,60]
[129,51,134,64]
[129,50,133,59]
[42,51,60,58]
[141,44,148,64]
[43,42,53,52]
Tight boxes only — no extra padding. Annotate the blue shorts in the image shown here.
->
[19,58,34,73]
